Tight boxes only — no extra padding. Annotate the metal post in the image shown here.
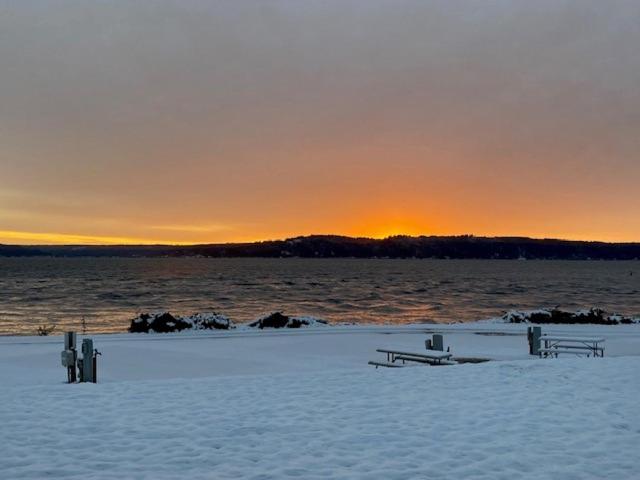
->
[531,326,542,356]
[81,338,95,383]
[93,348,101,383]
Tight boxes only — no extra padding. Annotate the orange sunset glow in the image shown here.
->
[1,1,639,245]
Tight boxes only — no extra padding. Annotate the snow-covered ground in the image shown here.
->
[1,323,639,479]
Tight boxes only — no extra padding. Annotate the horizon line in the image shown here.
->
[3,233,640,248]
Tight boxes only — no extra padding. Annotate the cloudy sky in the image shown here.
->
[1,0,639,244]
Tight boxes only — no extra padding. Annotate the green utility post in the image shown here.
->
[527,326,542,355]
[81,338,95,383]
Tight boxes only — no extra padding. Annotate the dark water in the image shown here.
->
[0,258,638,335]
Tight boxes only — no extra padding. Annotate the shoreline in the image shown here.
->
[4,305,638,337]
[3,319,639,342]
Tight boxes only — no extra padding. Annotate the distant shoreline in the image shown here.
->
[2,234,640,260]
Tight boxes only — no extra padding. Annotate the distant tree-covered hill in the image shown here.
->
[2,235,640,259]
[0,245,47,257]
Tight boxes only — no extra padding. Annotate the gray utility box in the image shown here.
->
[62,331,78,383]
[425,334,445,351]
[61,350,76,368]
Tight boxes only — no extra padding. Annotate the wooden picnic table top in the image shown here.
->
[376,348,453,360]
[540,336,605,343]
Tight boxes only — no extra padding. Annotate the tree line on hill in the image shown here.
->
[2,235,640,259]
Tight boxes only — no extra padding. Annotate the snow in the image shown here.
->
[186,312,232,330]
[1,323,640,479]
[500,309,551,323]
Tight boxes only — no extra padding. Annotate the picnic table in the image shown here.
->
[539,335,605,358]
[375,348,454,366]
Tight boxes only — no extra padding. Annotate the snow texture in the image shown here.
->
[186,312,233,330]
[1,323,639,479]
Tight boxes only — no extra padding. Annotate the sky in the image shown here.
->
[1,0,639,245]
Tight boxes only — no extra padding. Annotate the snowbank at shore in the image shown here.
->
[248,312,328,329]
[501,308,639,325]
[129,311,232,333]
[125,306,640,336]
[129,311,329,333]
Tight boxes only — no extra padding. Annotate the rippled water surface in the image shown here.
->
[1,258,639,334]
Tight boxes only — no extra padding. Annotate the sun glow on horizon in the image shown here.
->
[347,212,441,240]
[0,221,637,246]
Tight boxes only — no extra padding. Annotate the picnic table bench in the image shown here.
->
[539,335,605,358]
[375,348,454,366]
[368,360,407,369]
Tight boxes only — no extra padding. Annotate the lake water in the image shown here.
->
[0,258,638,335]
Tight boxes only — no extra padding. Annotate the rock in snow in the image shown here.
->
[248,312,328,329]
[129,312,189,333]
[129,311,327,332]
[129,312,232,333]
[186,312,233,330]
[503,307,638,325]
